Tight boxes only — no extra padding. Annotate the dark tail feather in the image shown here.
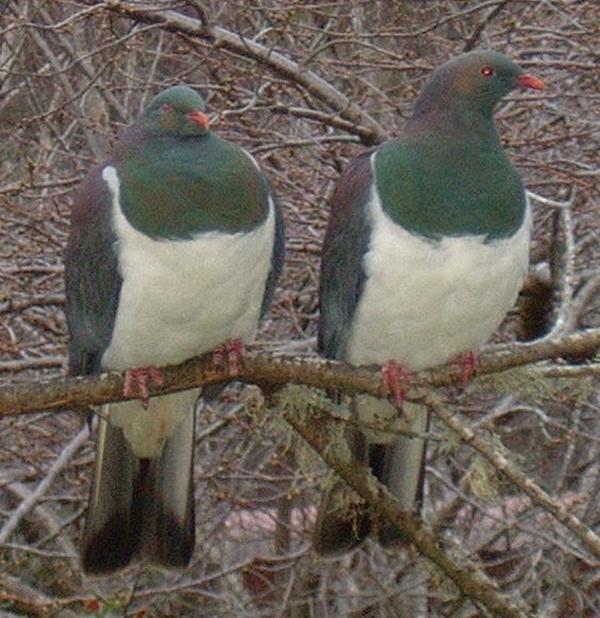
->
[145,403,196,567]
[313,478,371,556]
[313,400,429,555]
[313,423,372,555]
[81,409,142,574]
[81,398,197,574]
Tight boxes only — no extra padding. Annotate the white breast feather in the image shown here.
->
[101,165,275,371]
[345,154,531,370]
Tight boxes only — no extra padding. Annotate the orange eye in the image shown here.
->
[162,103,173,112]
[480,65,495,77]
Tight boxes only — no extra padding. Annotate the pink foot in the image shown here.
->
[212,339,245,376]
[452,351,480,387]
[381,360,413,406]
[123,366,164,407]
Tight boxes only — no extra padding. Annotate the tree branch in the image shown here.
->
[98,0,386,145]
[283,393,530,618]
[426,394,600,560]
[1,328,599,417]
[0,426,89,546]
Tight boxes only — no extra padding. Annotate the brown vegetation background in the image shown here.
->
[0,1,598,616]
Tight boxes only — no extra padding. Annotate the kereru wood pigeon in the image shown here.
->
[64,85,284,574]
[314,51,543,555]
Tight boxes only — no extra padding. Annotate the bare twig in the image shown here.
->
[98,0,386,145]
[547,189,578,337]
[0,356,65,372]
[0,426,89,545]
[426,395,600,560]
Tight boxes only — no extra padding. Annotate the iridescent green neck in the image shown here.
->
[117,132,269,239]
[374,126,526,241]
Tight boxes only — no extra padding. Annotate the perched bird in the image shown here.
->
[314,51,543,555]
[64,85,284,574]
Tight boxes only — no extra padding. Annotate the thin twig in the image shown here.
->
[0,426,89,544]
[98,0,386,145]
[426,395,600,560]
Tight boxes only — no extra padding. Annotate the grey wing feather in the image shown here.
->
[318,151,374,360]
[64,165,122,376]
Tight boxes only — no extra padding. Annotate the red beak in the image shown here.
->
[187,110,211,128]
[517,74,544,90]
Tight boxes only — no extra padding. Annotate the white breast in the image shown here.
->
[101,165,276,371]
[345,156,531,370]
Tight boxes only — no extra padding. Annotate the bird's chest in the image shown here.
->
[101,167,275,370]
[345,195,531,370]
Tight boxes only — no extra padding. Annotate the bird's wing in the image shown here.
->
[318,150,374,360]
[260,188,285,318]
[64,164,122,376]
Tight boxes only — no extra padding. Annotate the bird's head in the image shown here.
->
[143,85,211,136]
[415,50,544,119]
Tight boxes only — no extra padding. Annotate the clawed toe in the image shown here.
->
[212,339,245,376]
[123,366,165,407]
[381,360,413,406]
[452,351,480,387]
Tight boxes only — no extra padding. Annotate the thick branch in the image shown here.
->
[99,0,386,145]
[284,402,530,618]
[1,329,599,416]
